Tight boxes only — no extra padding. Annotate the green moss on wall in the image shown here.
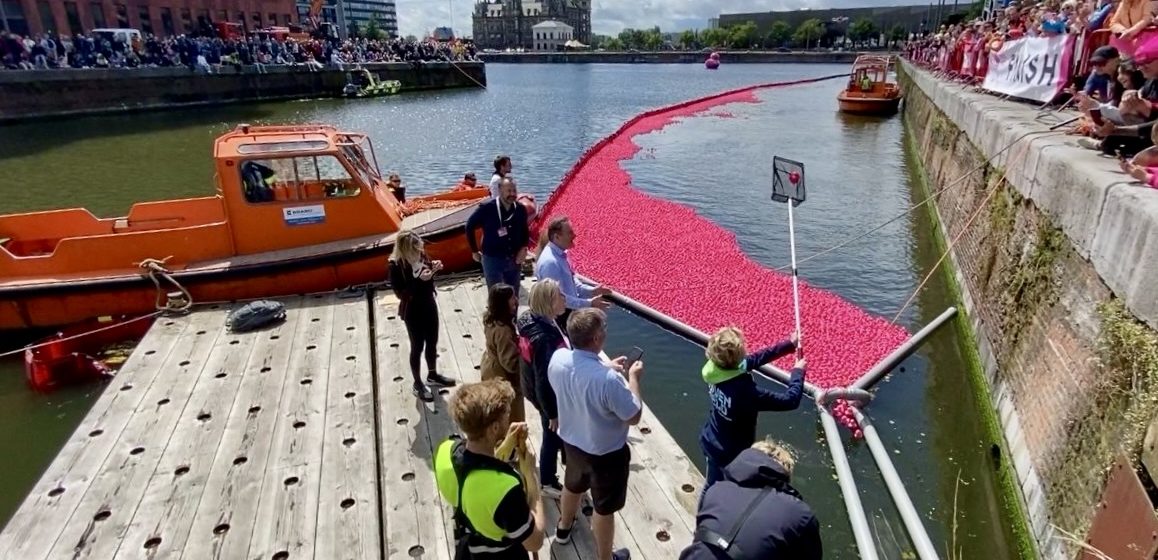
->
[900,93,1040,560]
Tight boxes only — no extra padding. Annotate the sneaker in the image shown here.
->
[427,372,457,387]
[412,382,433,402]
[612,548,631,560]
[554,523,572,545]
[541,480,563,499]
[1077,137,1101,150]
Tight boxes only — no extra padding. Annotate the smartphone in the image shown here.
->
[625,346,644,368]
[1090,108,1104,126]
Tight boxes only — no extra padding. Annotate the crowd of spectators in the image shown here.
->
[1,30,479,71]
[905,0,1158,187]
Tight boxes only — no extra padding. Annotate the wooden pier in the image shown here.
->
[0,277,702,560]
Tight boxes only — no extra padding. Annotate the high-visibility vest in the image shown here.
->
[434,438,524,548]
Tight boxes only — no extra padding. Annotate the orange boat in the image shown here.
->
[837,55,903,116]
[0,124,494,331]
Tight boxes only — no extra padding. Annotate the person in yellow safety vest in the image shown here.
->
[434,379,547,559]
[860,72,873,92]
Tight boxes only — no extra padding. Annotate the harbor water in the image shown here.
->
[0,62,1019,558]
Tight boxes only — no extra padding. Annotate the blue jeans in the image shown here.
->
[699,453,726,509]
[481,254,521,295]
[539,411,564,484]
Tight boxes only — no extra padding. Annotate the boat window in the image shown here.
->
[339,144,378,186]
[239,155,361,204]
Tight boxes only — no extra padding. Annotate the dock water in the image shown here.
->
[0,277,701,559]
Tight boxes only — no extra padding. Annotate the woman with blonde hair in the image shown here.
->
[389,229,456,401]
[480,282,524,422]
[516,278,570,496]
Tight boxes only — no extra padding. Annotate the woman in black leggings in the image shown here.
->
[388,229,456,401]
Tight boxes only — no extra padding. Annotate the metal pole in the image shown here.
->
[819,405,880,560]
[851,306,957,391]
[787,201,804,352]
[0,0,9,34]
[852,407,941,560]
[578,273,823,398]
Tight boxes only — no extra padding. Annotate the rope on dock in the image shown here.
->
[138,256,193,315]
[0,311,162,359]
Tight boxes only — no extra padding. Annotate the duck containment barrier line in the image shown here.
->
[545,77,961,560]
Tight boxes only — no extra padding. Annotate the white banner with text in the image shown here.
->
[983,34,1074,103]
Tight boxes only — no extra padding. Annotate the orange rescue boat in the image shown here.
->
[0,124,495,331]
[837,55,903,116]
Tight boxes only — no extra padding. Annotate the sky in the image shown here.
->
[394,0,925,39]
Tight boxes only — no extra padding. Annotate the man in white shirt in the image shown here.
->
[548,308,642,560]
[489,155,512,199]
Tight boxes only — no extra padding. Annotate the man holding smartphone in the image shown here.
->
[548,308,642,560]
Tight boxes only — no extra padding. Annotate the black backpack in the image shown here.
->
[227,300,286,333]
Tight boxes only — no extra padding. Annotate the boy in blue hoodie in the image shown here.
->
[699,327,807,498]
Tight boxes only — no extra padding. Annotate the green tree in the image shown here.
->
[642,26,663,50]
[364,16,383,40]
[348,21,361,38]
[679,29,698,50]
[763,21,791,48]
[728,21,759,48]
[589,34,612,48]
[848,17,877,46]
[700,27,730,48]
[605,37,624,50]
[793,18,824,49]
[888,23,908,46]
[404,34,417,42]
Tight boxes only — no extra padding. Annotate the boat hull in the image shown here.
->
[837,95,901,115]
[0,226,477,331]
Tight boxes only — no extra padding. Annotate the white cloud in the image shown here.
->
[395,0,923,39]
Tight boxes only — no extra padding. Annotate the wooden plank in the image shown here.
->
[374,289,453,560]
[0,314,192,560]
[179,298,305,560]
[626,408,702,524]
[316,294,381,560]
[114,309,261,559]
[45,308,231,559]
[246,294,337,560]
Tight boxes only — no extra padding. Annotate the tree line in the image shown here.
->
[590,18,911,51]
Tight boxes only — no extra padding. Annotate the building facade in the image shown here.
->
[472,0,588,50]
[297,0,395,40]
[530,19,568,51]
[2,0,296,37]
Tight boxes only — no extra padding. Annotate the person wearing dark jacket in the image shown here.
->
[466,177,529,295]
[516,278,570,496]
[388,229,457,402]
[680,441,822,560]
[699,327,806,497]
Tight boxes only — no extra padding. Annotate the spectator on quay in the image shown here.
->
[1084,45,1122,101]
[466,177,529,295]
[433,379,548,559]
[534,216,612,330]
[698,327,807,498]
[388,229,458,402]
[1092,38,1158,156]
[549,308,642,560]
[1075,63,1147,149]
[481,282,525,422]
[517,278,570,497]
[490,155,512,199]
[1108,0,1158,57]
[679,439,823,560]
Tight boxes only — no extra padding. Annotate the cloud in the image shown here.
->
[395,0,923,38]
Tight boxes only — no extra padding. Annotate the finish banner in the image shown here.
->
[983,34,1074,103]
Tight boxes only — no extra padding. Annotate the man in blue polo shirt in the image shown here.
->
[535,216,611,329]
[467,177,529,295]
